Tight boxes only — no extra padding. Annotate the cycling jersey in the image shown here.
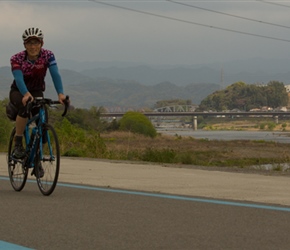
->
[10,48,59,94]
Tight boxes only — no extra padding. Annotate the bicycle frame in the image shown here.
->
[23,103,46,169]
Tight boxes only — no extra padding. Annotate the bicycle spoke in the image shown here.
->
[7,128,28,192]
[35,124,60,196]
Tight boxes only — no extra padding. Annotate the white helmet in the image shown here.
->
[22,27,44,42]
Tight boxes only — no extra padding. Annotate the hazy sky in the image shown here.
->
[1,0,290,67]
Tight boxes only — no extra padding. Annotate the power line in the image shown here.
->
[89,0,290,43]
[167,0,290,30]
[256,0,290,9]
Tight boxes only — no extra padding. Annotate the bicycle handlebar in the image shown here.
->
[25,95,70,117]
[61,95,70,117]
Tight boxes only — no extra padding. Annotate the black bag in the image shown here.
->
[6,102,18,121]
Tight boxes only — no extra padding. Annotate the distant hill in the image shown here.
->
[0,66,220,109]
[2,57,290,109]
[78,65,290,87]
[80,66,221,86]
[46,76,220,109]
[59,57,290,86]
[0,66,12,100]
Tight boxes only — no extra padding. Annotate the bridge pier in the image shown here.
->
[193,116,197,130]
[274,115,279,124]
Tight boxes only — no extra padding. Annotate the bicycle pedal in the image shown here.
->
[8,162,15,167]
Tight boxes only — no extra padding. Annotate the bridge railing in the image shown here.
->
[100,111,290,117]
[101,111,290,130]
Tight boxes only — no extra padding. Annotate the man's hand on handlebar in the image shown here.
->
[58,93,68,105]
[58,94,70,117]
[22,93,69,117]
[22,92,34,106]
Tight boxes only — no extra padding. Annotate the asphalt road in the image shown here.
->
[1,154,290,249]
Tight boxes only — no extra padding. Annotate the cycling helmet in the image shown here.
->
[22,27,44,42]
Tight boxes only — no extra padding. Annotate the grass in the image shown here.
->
[200,117,288,132]
[2,117,290,170]
[99,131,290,169]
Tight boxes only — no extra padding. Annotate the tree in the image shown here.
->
[154,99,192,109]
[265,81,288,108]
[119,111,157,138]
[51,105,107,132]
[198,81,289,111]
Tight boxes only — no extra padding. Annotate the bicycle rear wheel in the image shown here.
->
[35,123,60,196]
[7,127,28,191]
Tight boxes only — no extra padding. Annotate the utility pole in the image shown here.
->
[220,67,224,90]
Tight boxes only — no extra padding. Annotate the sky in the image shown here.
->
[1,0,290,68]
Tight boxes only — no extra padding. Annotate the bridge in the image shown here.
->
[153,105,198,112]
[100,111,290,117]
[100,111,290,130]
[102,105,198,113]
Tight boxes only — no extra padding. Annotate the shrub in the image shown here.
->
[54,118,86,155]
[259,123,266,130]
[119,111,157,138]
[267,122,276,131]
[85,133,107,157]
[63,148,85,157]
[0,99,13,150]
[141,148,176,163]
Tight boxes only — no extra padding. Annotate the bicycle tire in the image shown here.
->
[7,127,28,192]
[34,123,60,196]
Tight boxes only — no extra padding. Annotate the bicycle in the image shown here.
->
[7,96,69,196]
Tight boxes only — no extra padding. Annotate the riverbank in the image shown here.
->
[98,131,290,171]
[156,128,290,143]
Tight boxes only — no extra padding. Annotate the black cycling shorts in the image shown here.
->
[9,89,44,118]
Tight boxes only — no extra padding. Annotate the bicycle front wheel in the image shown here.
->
[35,123,60,196]
[7,127,28,192]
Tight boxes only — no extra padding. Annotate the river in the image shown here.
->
[157,128,290,144]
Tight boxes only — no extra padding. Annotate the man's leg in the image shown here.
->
[13,115,28,158]
[15,115,27,136]
[10,90,27,158]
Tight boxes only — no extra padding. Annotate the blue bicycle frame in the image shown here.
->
[23,104,47,170]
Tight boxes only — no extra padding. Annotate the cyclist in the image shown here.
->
[8,27,67,159]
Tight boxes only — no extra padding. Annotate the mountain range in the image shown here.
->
[1,57,290,109]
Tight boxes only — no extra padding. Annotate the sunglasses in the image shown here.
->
[25,40,41,46]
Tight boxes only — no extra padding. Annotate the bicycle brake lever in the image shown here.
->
[61,95,70,117]
[25,97,33,115]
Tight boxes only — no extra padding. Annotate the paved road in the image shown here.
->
[1,154,290,249]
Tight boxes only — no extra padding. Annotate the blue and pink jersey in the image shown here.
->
[10,48,59,93]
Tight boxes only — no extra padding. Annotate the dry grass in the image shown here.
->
[100,131,290,168]
[203,118,287,131]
